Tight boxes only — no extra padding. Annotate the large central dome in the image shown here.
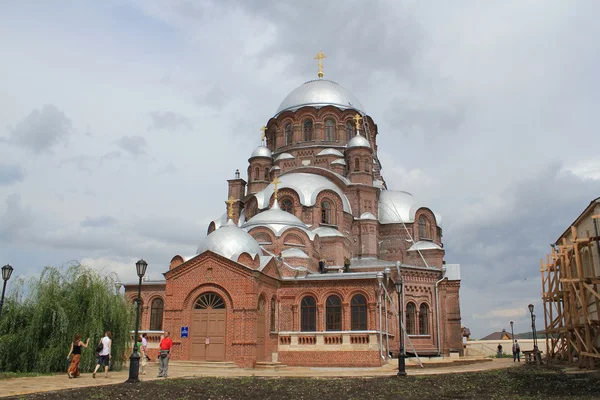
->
[276,79,365,115]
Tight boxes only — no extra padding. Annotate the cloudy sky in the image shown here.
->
[1,0,599,339]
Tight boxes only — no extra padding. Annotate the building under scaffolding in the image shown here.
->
[541,197,600,368]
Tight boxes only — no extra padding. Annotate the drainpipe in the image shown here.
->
[594,215,600,265]
[435,267,447,356]
[377,272,384,360]
[395,261,405,358]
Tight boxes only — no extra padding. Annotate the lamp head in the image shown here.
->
[510,321,514,328]
[528,303,534,314]
[136,259,148,278]
[376,271,384,285]
[2,264,13,282]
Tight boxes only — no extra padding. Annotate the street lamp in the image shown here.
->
[126,259,148,384]
[395,277,406,377]
[528,304,540,365]
[510,321,514,342]
[0,264,14,318]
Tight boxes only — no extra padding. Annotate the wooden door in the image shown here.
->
[190,292,226,361]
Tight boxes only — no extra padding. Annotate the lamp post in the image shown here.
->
[528,303,540,365]
[510,320,514,342]
[126,259,147,384]
[395,276,406,377]
[0,264,14,318]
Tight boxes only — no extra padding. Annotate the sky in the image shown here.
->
[1,0,599,339]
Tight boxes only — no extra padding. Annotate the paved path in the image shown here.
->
[1,358,518,398]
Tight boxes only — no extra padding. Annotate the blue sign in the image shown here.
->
[181,326,189,338]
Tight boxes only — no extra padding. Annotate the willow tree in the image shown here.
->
[0,263,133,373]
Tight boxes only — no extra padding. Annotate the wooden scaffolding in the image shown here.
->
[540,220,600,368]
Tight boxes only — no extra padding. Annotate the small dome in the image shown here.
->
[198,220,262,260]
[378,190,442,227]
[250,145,272,159]
[312,226,345,237]
[408,241,443,251]
[359,212,377,220]
[276,79,365,115]
[275,153,294,162]
[317,148,344,157]
[347,134,371,150]
[243,200,308,231]
[331,159,346,166]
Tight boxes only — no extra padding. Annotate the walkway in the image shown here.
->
[1,358,518,398]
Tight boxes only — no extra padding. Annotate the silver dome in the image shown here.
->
[347,134,371,149]
[312,226,345,238]
[276,79,365,115]
[378,190,442,227]
[317,148,344,157]
[250,145,272,159]
[243,199,312,238]
[408,241,443,251]
[198,220,262,260]
[275,152,294,162]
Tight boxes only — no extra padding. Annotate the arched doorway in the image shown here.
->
[191,292,226,361]
[256,296,266,361]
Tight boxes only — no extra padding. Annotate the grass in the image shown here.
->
[0,372,54,380]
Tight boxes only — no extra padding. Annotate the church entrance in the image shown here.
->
[191,292,226,361]
[256,296,266,361]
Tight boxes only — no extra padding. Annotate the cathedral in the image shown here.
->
[124,54,462,368]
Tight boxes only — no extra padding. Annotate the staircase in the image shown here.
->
[171,361,238,369]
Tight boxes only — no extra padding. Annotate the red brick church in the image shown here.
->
[125,56,462,368]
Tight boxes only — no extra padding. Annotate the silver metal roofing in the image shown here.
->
[407,240,443,251]
[317,148,344,157]
[378,190,442,227]
[347,134,371,149]
[359,212,377,220]
[252,172,352,213]
[197,219,262,260]
[274,152,294,162]
[331,159,346,166]
[250,145,272,159]
[281,248,310,259]
[276,79,365,115]
[312,226,345,238]
[243,199,316,239]
[270,165,281,171]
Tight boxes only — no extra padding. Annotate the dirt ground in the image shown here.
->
[6,365,600,400]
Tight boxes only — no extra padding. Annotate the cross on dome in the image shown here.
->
[272,176,282,199]
[225,196,236,219]
[314,51,327,79]
[353,113,362,131]
[260,125,267,143]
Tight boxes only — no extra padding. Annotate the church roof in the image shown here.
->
[378,190,442,227]
[408,241,443,251]
[347,134,371,149]
[250,145,272,159]
[243,199,308,231]
[276,79,365,115]
[198,219,262,260]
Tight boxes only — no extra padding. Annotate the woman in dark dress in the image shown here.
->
[67,334,89,378]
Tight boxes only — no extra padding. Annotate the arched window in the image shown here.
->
[194,292,226,309]
[321,200,332,224]
[364,158,370,172]
[346,121,354,142]
[270,298,277,332]
[303,120,313,141]
[325,119,335,141]
[264,167,269,181]
[281,198,293,214]
[419,303,429,335]
[285,123,293,145]
[351,294,367,330]
[301,296,317,331]
[150,298,163,331]
[326,295,342,331]
[354,158,360,172]
[418,216,428,239]
[406,302,416,335]
[254,167,260,181]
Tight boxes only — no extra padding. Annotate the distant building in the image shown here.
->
[480,329,513,341]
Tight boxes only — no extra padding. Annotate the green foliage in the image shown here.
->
[0,263,133,373]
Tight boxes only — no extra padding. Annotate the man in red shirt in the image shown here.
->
[158,331,173,378]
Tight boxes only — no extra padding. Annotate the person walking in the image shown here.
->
[66,334,89,378]
[497,343,503,358]
[512,340,521,362]
[140,333,148,375]
[158,331,173,378]
[93,331,112,378]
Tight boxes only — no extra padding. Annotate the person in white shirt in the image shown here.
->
[93,331,112,378]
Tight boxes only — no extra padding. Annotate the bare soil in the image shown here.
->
[7,365,600,400]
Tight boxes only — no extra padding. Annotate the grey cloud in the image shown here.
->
[0,194,34,241]
[383,99,466,136]
[8,104,72,153]
[100,151,122,163]
[80,216,117,228]
[60,155,94,174]
[115,136,147,157]
[148,111,193,131]
[158,162,178,175]
[0,164,25,185]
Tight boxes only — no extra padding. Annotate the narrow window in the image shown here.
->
[264,167,269,181]
[346,121,354,142]
[150,298,164,331]
[303,120,313,141]
[254,167,260,181]
[281,198,293,213]
[270,298,277,332]
[406,302,416,335]
[419,303,429,335]
[325,119,335,141]
[301,296,317,331]
[419,216,427,239]
[351,294,367,330]
[364,158,370,172]
[321,200,332,224]
[285,123,293,145]
[354,158,360,172]
[326,295,342,331]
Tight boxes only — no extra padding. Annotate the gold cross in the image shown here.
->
[314,51,327,78]
[225,196,236,219]
[272,176,282,199]
[353,113,362,130]
[260,125,267,142]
